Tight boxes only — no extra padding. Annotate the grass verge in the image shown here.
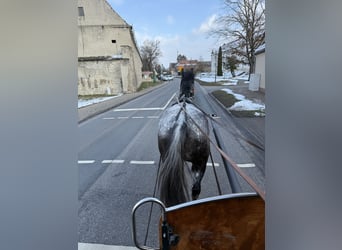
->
[137,81,161,91]
[196,79,224,86]
[78,94,116,100]
[212,90,265,117]
[212,90,239,107]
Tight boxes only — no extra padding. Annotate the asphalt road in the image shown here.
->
[78,78,265,248]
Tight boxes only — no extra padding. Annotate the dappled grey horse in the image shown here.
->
[157,102,210,207]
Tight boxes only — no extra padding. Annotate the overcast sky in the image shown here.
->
[107,0,223,67]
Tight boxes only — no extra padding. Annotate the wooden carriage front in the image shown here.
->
[132,193,264,250]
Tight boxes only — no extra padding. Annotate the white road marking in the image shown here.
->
[78,242,137,250]
[130,160,155,165]
[147,116,159,119]
[113,93,177,112]
[237,163,256,168]
[103,117,115,120]
[78,160,95,164]
[101,160,125,164]
[207,162,220,167]
[117,117,129,119]
[114,107,163,112]
[132,116,144,119]
[162,93,176,110]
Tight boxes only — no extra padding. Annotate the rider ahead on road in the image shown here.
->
[179,68,194,99]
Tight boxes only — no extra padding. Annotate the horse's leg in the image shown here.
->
[191,162,207,200]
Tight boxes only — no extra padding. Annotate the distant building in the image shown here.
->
[169,59,211,75]
[211,50,218,73]
[78,0,142,95]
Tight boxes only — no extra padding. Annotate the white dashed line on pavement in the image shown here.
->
[101,160,125,164]
[130,160,155,165]
[207,162,220,167]
[78,160,95,164]
[237,163,256,168]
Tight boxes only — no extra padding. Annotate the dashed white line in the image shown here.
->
[237,163,256,168]
[113,93,177,112]
[103,117,115,120]
[101,160,125,164]
[207,163,220,167]
[117,117,129,119]
[147,116,159,119]
[132,116,144,119]
[130,160,155,165]
[78,160,95,164]
[114,107,163,112]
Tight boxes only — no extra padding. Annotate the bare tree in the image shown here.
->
[177,54,187,62]
[140,39,162,71]
[211,0,265,76]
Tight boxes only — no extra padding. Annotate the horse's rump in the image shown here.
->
[158,103,210,207]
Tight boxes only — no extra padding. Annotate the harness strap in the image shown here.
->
[176,98,266,201]
[188,98,264,152]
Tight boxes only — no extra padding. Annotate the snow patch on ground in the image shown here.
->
[220,88,265,113]
[78,94,122,108]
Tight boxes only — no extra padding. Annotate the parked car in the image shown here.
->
[161,74,173,81]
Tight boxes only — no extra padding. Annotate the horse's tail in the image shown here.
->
[158,121,189,207]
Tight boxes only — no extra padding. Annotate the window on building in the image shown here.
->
[112,40,116,43]
[78,7,85,17]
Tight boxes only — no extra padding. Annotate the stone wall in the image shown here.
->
[78,60,123,95]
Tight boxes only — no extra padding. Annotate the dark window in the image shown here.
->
[78,7,85,17]
[112,40,116,43]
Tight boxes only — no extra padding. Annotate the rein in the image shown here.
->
[189,99,264,152]
[176,98,265,201]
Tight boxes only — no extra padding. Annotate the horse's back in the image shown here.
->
[158,103,210,161]
[158,103,208,140]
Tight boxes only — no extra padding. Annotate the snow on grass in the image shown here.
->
[196,71,249,85]
[221,88,265,114]
[78,94,122,108]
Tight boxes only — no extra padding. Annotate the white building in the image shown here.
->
[211,50,218,73]
[78,0,142,95]
[254,44,265,92]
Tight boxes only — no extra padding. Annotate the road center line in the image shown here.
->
[162,93,176,110]
[103,117,115,120]
[130,160,155,165]
[132,116,144,119]
[114,107,163,112]
[237,163,256,168]
[102,160,125,164]
[207,163,220,167]
[78,160,95,164]
[147,116,159,119]
[113,93,177,112]
[118,117,129,119]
